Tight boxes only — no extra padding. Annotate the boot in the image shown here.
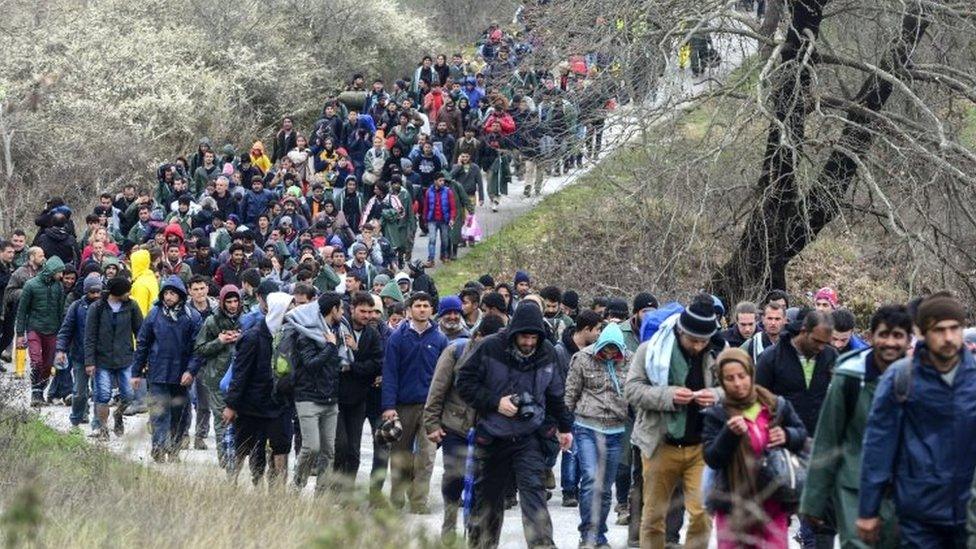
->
[113,402,126,436]
[91,426,110,442]
[440,503,459,540]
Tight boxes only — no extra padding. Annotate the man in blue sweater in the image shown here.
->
[859,293,976,547]
[381,291,448,512]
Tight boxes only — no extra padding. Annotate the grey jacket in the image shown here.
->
[423,339,476,437]
[564,344,631,431]
[623,339,721,458]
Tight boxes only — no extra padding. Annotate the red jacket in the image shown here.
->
[483,111,516,136]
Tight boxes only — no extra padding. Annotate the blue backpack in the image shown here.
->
[639,302,685,343]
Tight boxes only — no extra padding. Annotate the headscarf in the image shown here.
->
[715,347,779,539]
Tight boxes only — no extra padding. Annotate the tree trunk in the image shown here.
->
[710,0,829,302]
[710,1,929,305]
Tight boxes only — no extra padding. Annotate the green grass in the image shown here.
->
[0,413,434,548]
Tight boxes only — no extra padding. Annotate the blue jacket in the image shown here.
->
[132,276,202,384]
[240,188,275,226]
[56,296,95,363]
[381,321,448,410]
[859,346,976,526]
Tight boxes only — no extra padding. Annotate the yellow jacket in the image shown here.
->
[130,249,158,317]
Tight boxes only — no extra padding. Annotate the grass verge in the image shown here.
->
[0,412,435,548]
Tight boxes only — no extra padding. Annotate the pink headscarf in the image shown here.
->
[814,287,838,308]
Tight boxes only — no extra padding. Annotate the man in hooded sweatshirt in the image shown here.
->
[287,291,347,494]
[132,276,202,462]
[456,301,574,548]
[188,285,243,467]
[565,323,631,548]
[128,248,159,414]
[15,256,66,405]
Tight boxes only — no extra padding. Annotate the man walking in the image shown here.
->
[56,273,103,430]
[15,256,66,405]
[381,292,449,512]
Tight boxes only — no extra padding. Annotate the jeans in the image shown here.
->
[560,437,579,498]
[69,361,96,428]
[191,377,211,441]
[334,400,367,478]
[898,519,966,548]
[426,220,450,261]
[147,382,189,452]
[93,367,133,404]
[48,366,73,400]
[199,378,228,466]
[294,400,339,493]
[798,519,836,549]
[441,431,468,506]
[575,425,624,545]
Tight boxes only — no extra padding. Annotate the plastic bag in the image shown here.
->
[461,213,483,242]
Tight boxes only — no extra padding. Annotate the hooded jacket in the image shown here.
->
[564,323,632,432]
[190,285,242,385]
[56,294,97,363]
[16,256,66,336]
[83,293,143,370]
[132,276,202,384]
[130,249,159,317]
[285,302,344,405]
[225,292,291,418]
[36,226,77,267]
[379,280,404,304]
[456,303,573,438]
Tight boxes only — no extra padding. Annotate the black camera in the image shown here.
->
[509,391,544,421]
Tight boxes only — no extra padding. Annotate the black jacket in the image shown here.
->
[755,333,837,434]
[339,323,383,405]
[226,319,279,418]
[701,396,807,514]
[457,304,573,437]
[720,325,748,348]
[84,297,143,369]
[293,329,343,406]
[36,227,77,266]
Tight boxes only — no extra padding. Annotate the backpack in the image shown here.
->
[639,302,685,343]
[272,323,300,399]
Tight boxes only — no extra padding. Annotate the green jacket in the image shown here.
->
[800,348,898,547]
[446,179,474,245]
[314,266,342,293]
[191,309,241,387]
[16,257,66,336]
[379,280,404,304]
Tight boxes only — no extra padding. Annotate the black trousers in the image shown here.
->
[333,399,367,476]
[365,387,389,494]
[467,432,554,549]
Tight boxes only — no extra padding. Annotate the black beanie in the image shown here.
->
[561,290,580,310]
[107,277,132,297]
[678,299,718,339]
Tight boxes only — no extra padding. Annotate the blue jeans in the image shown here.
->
[426,220,450,261]
[69,361,97,428]
[560,437,579,497]
[93,367,133,405]
[148,383,189,452]
[575,424,624,545]
[899,519,966,548]
[441,431,469,506]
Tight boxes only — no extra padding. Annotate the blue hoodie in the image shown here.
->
[132,276,202,384]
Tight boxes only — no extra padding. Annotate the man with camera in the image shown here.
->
[457,300,573,549]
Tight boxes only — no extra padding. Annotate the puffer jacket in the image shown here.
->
[132,276,202,383]
[15,256,66,335]
[189,285,242,386]
[83,295,143,370]
[564,323,631,431]
[424,338,477,437]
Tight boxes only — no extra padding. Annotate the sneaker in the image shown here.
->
[194,438,208,450]
[562,495,579,507]
[30,394,47,407]
[62,395,73,406]
[123,403,147,416]
[615,502,630,525]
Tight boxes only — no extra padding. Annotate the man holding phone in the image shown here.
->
[188,285,243,468]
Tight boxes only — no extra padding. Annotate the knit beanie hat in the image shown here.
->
[438,295,463,316]
[106,277,131,297]
[513,270,530,285]
[814,287,838,308]
[915,293,966,333]
[83,272,103,293]
[561,290,580,311]
[478,274,496,288]
[678,298,718,339]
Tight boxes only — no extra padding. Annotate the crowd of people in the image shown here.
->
[4,14,976,549]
